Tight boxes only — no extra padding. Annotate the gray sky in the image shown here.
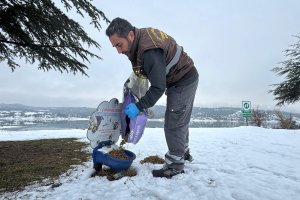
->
[1,0,300,112]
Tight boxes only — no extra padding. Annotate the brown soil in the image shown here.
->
[119,139,126,147]
[140,155,165,164]
[91,167,137,181]
[108,149,128,160]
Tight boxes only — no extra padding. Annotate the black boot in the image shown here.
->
[152,167,184,179]
[184,150,194,162]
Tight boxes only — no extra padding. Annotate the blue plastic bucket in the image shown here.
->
[92,141,136,171]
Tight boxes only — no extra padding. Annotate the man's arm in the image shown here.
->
[136,48,166,110]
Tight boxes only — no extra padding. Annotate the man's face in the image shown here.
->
[109,31,134,55]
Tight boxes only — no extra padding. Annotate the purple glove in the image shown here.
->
[125,103,140,119]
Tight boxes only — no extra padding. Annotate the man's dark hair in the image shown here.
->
[106,17,134,38]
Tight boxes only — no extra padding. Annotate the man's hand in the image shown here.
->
[125,103,140,119]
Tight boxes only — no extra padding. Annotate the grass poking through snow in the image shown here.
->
[0,138,90,193]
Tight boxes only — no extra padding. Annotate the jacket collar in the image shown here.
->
[127,27,140,62]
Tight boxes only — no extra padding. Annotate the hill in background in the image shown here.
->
[0,103,299,131]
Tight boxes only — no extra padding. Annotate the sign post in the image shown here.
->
[242,101,252,125]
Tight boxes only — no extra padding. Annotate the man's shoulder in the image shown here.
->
[140,27,164,33]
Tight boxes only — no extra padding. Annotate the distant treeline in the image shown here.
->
[0,104,299,130]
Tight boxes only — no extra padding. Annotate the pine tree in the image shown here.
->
[270,34,300,105]
[0,0,110,75]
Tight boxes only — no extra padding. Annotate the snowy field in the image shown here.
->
[1,127,300,200]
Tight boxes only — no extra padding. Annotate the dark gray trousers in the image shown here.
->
[164,78,198,170]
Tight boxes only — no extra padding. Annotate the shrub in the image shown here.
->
[275,110,299,129]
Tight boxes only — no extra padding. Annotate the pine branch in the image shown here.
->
[0,0,110,75]
[270,34,300,105]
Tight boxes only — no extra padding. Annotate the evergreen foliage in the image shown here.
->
[0,0,110,75]
[270,34,300,105]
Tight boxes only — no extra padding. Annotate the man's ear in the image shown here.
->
[128,31,134,42]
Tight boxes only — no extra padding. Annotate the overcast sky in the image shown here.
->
[1,0,300,112]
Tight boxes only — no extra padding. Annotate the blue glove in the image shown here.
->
[125,103,140,119]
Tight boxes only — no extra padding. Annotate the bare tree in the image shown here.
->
[275,110,298,129]
[251,106,265,127]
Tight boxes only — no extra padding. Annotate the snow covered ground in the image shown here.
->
[1,127,300,200]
